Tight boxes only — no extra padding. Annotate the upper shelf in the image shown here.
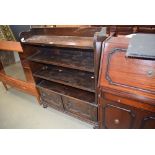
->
[28,48,94,73]
[22,35,94,49]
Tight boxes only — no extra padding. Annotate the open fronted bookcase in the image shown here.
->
[20,27,106,126]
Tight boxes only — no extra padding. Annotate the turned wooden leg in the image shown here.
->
[43,101,48,108]
[93,124,99,129]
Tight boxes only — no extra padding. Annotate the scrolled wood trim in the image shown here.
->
[105,48,155,94]
[103,103,135,129]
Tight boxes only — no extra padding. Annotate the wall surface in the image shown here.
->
[10,25,30,41]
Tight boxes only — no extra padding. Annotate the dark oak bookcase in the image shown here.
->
[20,27,106,126]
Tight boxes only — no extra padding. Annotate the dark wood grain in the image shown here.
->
[20,27,106,126]
[107,25,155,36]
[99,97,155,129]
[28,47,94,72]
[23,35,94,49]
[62,96,97,122]
[37,80,95,104]
[100,36,155,105]
[33,65,95,93]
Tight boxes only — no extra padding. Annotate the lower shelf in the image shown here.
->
[37,80,95,104]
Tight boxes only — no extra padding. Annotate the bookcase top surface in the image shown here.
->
[23,35,94,49]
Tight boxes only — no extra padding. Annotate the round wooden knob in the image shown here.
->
[147,70,153,77]
[117,99,121,103]
[114,119,120,124]
[58,69,63,72]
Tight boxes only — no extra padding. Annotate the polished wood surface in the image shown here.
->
[0,40,23,52]
[98,35,155,129]
[100,36,155,105]
[24,35,94,49]
[0,72,39,98]
[99,97,155,129]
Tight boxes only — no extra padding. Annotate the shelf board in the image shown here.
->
[33,65,95,93]
[28,50,94,72]
[23,35,94,49]
[37,80,95,104]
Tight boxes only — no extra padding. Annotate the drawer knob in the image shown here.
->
[117,99,121,103]
[147,70,154,77]
[58,69,63,72]
[114,119,120,124]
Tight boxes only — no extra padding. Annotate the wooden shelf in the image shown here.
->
[23,35,94,49]
[37,80,95,104]
[33,65,95,92]
[28,48,94,72]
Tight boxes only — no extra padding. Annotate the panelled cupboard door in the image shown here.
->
[39,88,64,110]
[140,113,155,129]
[102,100,136,129]
[62,96,97,122]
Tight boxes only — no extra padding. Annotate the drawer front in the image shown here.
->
[102,100,135,129]
[62,96,97,122]
[39,88,64,110]
[103,93,155,113]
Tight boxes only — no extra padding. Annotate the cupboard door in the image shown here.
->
[62,96,97,122]
[141,116,155,129]
[103,102,135,129]
[39,88,64,111]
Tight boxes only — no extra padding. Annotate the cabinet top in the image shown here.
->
[21,35,94,49]
[20,27,105,49]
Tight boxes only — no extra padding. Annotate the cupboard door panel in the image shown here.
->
[103,102,135,129]
[141,116,155,129]
[39,88,64,110]
[62,96,97,122]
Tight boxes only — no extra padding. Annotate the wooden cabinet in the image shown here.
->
[99,95,155,129]
[20,27,106,126]
[98,36,155,129]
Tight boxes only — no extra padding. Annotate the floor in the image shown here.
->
[0,62,93,129]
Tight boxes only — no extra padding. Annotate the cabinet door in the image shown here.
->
[140,114,155,129]
[39,88,64,111]
[102,100,136,129]
[62,96,97,122]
